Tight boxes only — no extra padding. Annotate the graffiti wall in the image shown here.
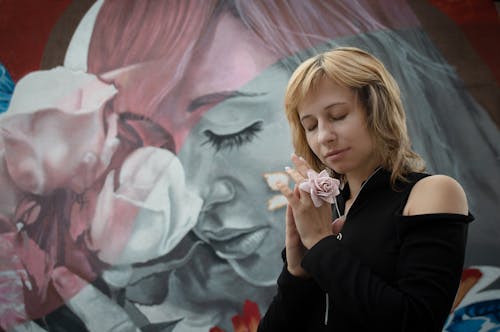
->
[0,0,499,331]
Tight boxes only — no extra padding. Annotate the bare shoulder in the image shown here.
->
[403,174,468,216]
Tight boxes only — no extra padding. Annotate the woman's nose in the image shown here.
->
[317,121,336,145]
[202,178,236,210]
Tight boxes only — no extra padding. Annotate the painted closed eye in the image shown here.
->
[202,121,263,152]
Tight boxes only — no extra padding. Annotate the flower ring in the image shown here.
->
[298,169,340,208]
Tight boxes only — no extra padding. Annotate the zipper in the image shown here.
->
[336,167,382,239]
[324,293,330,325]
[324,167,382,326]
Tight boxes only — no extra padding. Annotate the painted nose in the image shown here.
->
[202,178,236,211]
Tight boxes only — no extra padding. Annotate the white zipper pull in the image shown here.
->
[324,293,330,325]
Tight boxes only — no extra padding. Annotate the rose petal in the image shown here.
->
[6,67,116,116]
[87,147,202,265]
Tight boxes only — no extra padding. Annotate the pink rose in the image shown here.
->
[299,170,340,207]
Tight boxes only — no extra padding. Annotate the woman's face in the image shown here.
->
[298,78,379,180]
[177,14,293,286]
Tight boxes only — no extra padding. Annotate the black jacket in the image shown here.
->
[258,170,473,331]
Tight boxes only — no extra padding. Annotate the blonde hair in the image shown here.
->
[284,47,425,185]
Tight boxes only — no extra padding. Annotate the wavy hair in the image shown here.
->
[285,47,425,185]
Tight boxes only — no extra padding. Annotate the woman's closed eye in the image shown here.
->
[302,113,347,132]
[202,121,263,152]
[305,123,317,132]
[331,114,347,121]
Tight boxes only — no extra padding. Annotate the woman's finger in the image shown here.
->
[276,181,300,205]
[283,168,315,207]
[284,166,305,184]
[331,216,346,235]
[285,204,297,234]
[295,185,314,208]
[291,153,312,176]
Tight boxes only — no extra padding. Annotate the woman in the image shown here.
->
[4,0,498,331]
[258,47,473,331]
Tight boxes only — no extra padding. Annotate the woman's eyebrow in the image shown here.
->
[300,102,347,122]
[187,90,266,113]
[300,114,311,123]
[324,102,346,111]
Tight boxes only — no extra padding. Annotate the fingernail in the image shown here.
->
[285,166,291,171]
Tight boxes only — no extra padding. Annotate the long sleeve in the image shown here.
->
[258,253,324,332]
[301,213,473,332]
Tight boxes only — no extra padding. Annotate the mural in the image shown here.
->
[0,64,14,114]
[0,0,499,331]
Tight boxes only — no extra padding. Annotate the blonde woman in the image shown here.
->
[258,47,474,331]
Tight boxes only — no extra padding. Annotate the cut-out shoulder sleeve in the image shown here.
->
[405,175,468,216]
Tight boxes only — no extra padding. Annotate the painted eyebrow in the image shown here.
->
[187,90,266,113]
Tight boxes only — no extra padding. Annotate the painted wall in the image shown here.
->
[0,1,499,331]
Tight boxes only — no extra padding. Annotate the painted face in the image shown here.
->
[177,14,292,288]
[179,65,291,287]
[298,77,380,180]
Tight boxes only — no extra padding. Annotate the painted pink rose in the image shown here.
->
[0,67,202,327]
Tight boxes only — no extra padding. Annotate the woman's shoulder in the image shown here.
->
[402,174,469,216]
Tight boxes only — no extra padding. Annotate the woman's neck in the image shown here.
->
[345,165,381,200]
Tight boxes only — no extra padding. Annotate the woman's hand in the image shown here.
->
[282,203,309,277]
[276,154,333,275]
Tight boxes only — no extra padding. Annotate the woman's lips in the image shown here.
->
[325,147,349,161]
